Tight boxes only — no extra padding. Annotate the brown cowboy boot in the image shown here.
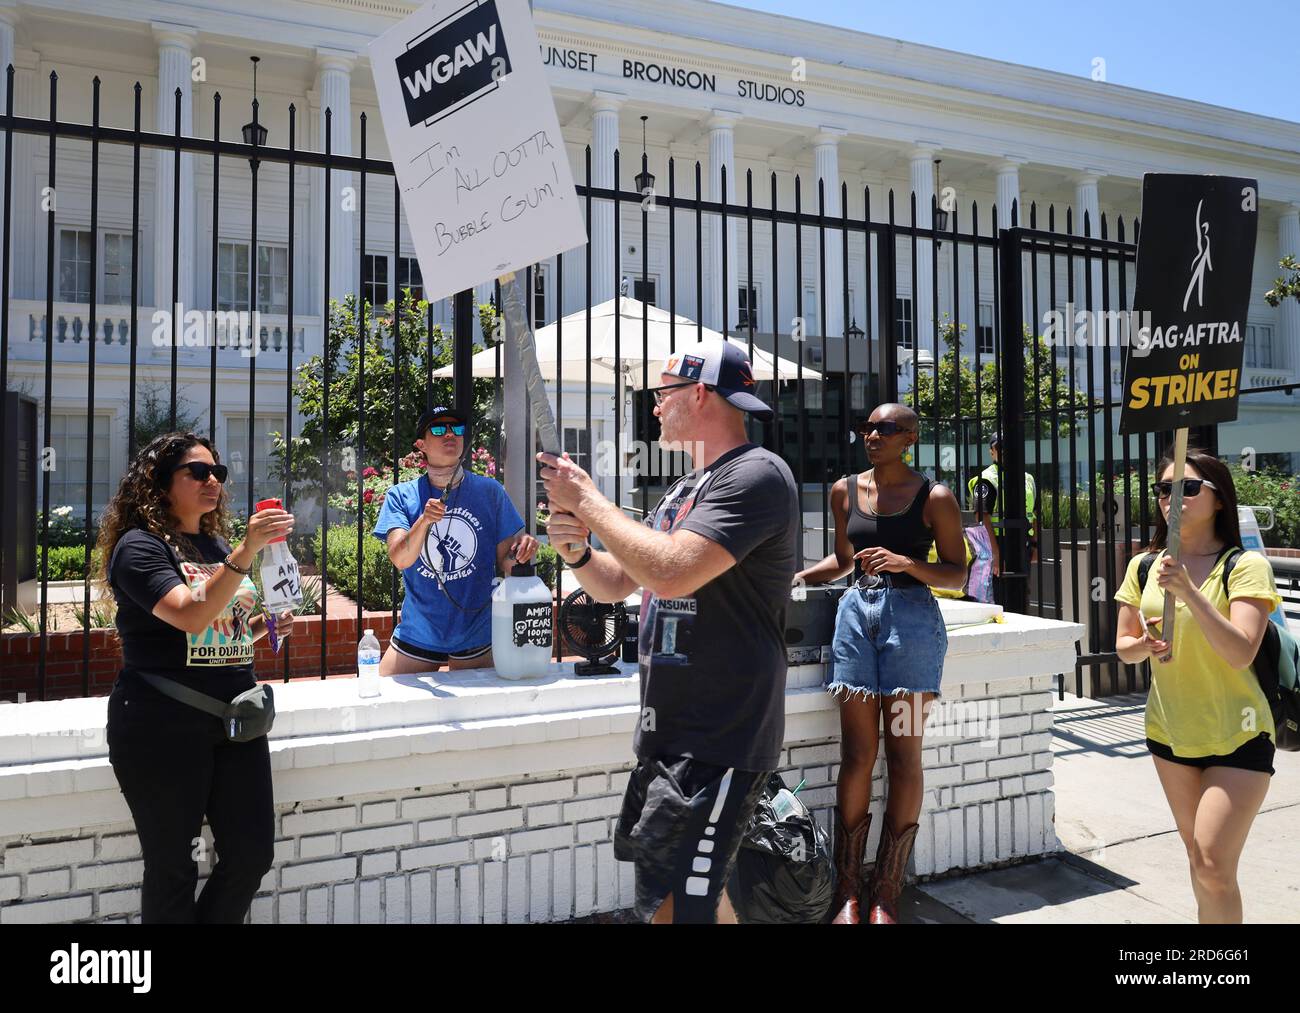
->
[829,809,872,924]
[867,820,919,924]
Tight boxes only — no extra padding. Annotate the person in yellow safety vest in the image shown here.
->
[967,433,1038,564]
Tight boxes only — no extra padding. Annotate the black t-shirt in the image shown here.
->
[109,528,259,702]
[634,443,799,772]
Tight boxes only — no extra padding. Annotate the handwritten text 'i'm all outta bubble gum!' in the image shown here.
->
[433,131,565,256]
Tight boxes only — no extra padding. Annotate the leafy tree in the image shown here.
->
[271,293,501,501]
[1265,255,1300,308]
[904,317,1096,441]
[129,381,202,451]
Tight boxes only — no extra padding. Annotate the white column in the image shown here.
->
[0,4,14,292]
[858,171,882,342]
[1074,171,1105,388]
[589,91,623,307]
[316,49,355,304]
[814,128,845,339]
[152,23,196,312]
[996,157,1026,227]
[1280,205,1300,375]
[667,142,699,322]
[771,158,797,336]
[909,144,938,353]
[707,110,740,333]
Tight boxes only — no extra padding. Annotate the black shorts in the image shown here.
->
[390,636,491,665]
[1147,733,1275,776]
[614,755,768,923]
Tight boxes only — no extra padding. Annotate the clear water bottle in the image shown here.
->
[357,629,382,698]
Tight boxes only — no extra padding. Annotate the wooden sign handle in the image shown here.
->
[1157,427,1189,662]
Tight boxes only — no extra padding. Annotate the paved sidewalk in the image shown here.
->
[909,690,1300,923]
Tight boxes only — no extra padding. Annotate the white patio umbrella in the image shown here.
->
[431,295,820,385]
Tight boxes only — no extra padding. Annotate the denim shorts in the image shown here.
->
[828,577,948,699]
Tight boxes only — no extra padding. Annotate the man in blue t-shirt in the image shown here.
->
[373,405,536,674]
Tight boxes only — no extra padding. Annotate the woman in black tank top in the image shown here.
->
[795,404,967,924]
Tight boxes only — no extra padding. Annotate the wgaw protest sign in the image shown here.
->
[369,0,587,305]
[1119,173,1259,434]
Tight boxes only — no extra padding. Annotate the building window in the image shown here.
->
[633,277,658,306]
[894,297,915,349]
[397,256,424,304]
[802,287,819,338]
[1245,323,1274,369]
[850,373,867,411]
[533,266,546,325]
[256,245,289,315]
[738,285,759,331]
[362,253,389,309]
[217,242,250,310]
[224,415,285,508]
[977,303,995,356]
[103,232,135,305]
[58,229,93,302]
[564,427,591,474]
[218,242,288,314]
[59,229,137,305]
[49,412,112,513]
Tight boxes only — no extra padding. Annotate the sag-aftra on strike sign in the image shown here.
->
[369,0,587,305]
[1119,174,1259,434]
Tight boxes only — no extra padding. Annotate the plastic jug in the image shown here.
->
[491,562,553,680]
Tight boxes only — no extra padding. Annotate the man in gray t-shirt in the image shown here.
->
[540,340,798,924]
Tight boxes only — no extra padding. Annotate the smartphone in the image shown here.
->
[1138,611,1163,639]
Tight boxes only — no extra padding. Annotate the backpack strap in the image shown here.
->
[1220,546,1243,599]
[1137,552,1157,592]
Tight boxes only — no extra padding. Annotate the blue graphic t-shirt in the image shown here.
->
[373,473,525,652]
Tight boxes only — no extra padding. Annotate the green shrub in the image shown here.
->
[1230,466,1300,549]
[313,525,403,613]
[39,507,93,549]
[45,545,88,581]
[534,543,559,591]
[1039,464,1300,550]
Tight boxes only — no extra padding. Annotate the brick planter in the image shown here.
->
[1,612,395,702]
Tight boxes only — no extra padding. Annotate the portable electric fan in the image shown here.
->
[559,589,627,677]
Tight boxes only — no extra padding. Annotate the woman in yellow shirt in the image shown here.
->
[1114,448,1282,924]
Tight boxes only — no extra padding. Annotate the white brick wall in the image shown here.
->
[773,675,1060,884]
[0,616,1076,922]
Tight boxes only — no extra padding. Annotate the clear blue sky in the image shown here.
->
[723,0,1297,124]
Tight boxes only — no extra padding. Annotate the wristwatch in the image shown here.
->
[570,544,593,569]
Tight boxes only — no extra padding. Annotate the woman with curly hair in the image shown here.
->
[96,432,295,923]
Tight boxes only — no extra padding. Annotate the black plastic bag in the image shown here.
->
[727,773,834,924]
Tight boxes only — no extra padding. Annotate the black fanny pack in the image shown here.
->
[138,672,275,743]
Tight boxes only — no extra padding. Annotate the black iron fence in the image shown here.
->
[1,69,1296,701]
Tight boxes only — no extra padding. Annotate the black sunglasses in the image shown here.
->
[428,424,466,438]
[855,419,914,437]
[172,461,229,484]
[1152,479,1217,499]
[649,381,715,406]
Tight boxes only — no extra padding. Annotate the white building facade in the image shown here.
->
[3,0,1299,518]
